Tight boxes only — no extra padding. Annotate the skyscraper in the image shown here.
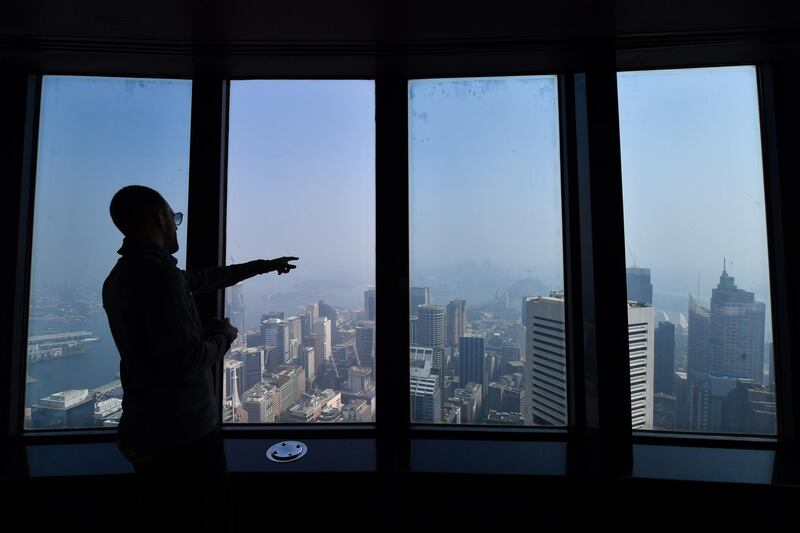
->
[355,321,376,370]
[313,317,332,360]
[410,286,430,318]
[417,304,445,373]
[709,267,766,383]
[627,301,655,429]
[458,335,485,393]
[446,299,466,349]
[410,351,441,423]
[364,286,376,321]
[626,267,653,304]
[654,320,675,395]
[524,296,567,426]
[687,294,711,376]
[262,318,289,363]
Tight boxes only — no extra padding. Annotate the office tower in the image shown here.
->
[628,301,655,429]
[417,304,445,373]
[723,380,776,434]
[446,299,466,349]
[348,366,372,393]
[674,371,690,430]
[409,316,418,345]
[223,359,244,404]
[225,283,246,349]
[306,303,319,322]
[689,374,738,431]
[240,347,265,392]
[243,382,276,423]
[524,296,567,426]
[453,383,482,423]
[269,367,305,420]
[364,286,376,321]
[654,320,676,395]
[302,335,324,371]
[458,335,485,396]
[410,286,430,317]
[502,342,521,364]
[246,331,263,348]
[410,352,441,423]
[332,345,349,370]
[709,267,766,384]
[355,321,376,370]
[626,266,653,304]
[262,311,285,321]
[313,317,332,360]
[302,346,316,383]
[653,393,676,430]
[286,315,303,342]
[264,345,284,373]
[318,300,337,327]
[262,318,289,363]
[688,295,711,376]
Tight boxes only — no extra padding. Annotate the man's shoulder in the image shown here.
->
[105,255,185,294]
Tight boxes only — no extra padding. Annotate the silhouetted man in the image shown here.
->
[102,185,297,531]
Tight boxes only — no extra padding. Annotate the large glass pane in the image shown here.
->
[25,76,192,430]
[409,76,565,426]
[618,66,776,434]
[225,80,375,424]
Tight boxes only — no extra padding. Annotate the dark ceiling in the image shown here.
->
[2,1,799,43]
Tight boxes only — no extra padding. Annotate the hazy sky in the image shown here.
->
[618,66,772,313]
[31,76,191,288]
[409,76,564,290]
[31,69,773,330]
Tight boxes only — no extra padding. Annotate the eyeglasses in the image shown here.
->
[173,212,183,226]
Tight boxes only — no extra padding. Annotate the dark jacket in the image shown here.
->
[102,239,264,456]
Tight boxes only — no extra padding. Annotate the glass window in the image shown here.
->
[618,66,776,434]
[25,76,192,430]
[225,80,376,424]
[409,76,565,426]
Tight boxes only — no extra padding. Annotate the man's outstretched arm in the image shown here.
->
[183,257,299,294]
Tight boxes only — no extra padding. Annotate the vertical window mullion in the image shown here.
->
[375,77,410,472]
[573,41,633,476]
[186,78,229,408]
[759,62,800,477]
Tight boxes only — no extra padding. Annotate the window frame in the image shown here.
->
[3,34,798,485]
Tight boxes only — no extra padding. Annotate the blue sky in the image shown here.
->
[31,69,772,337]
[618,66,771,318]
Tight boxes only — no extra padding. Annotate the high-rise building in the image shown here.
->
[355,321,376,370]
[445,299,466,349]
[240,347,265,392]
[286,315,302,342]
[628,301,655,429]
[688,294,711,376]
[301,346,316,383]
[313,317,332,360]
[262,318,289,363]
[242,382,276,423]
[417,304,445,373]
[654,320,675,395]
[410,352,441,423]
[626,267,653,304]
[302,335,324,371]
[364,287,376,321]
[709,267,766,384]
[223,359,244,404]
[524,296,567,426]
[410,286,430,317]
[458,335,485,395]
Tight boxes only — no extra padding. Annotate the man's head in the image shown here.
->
[110,185,180,254]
